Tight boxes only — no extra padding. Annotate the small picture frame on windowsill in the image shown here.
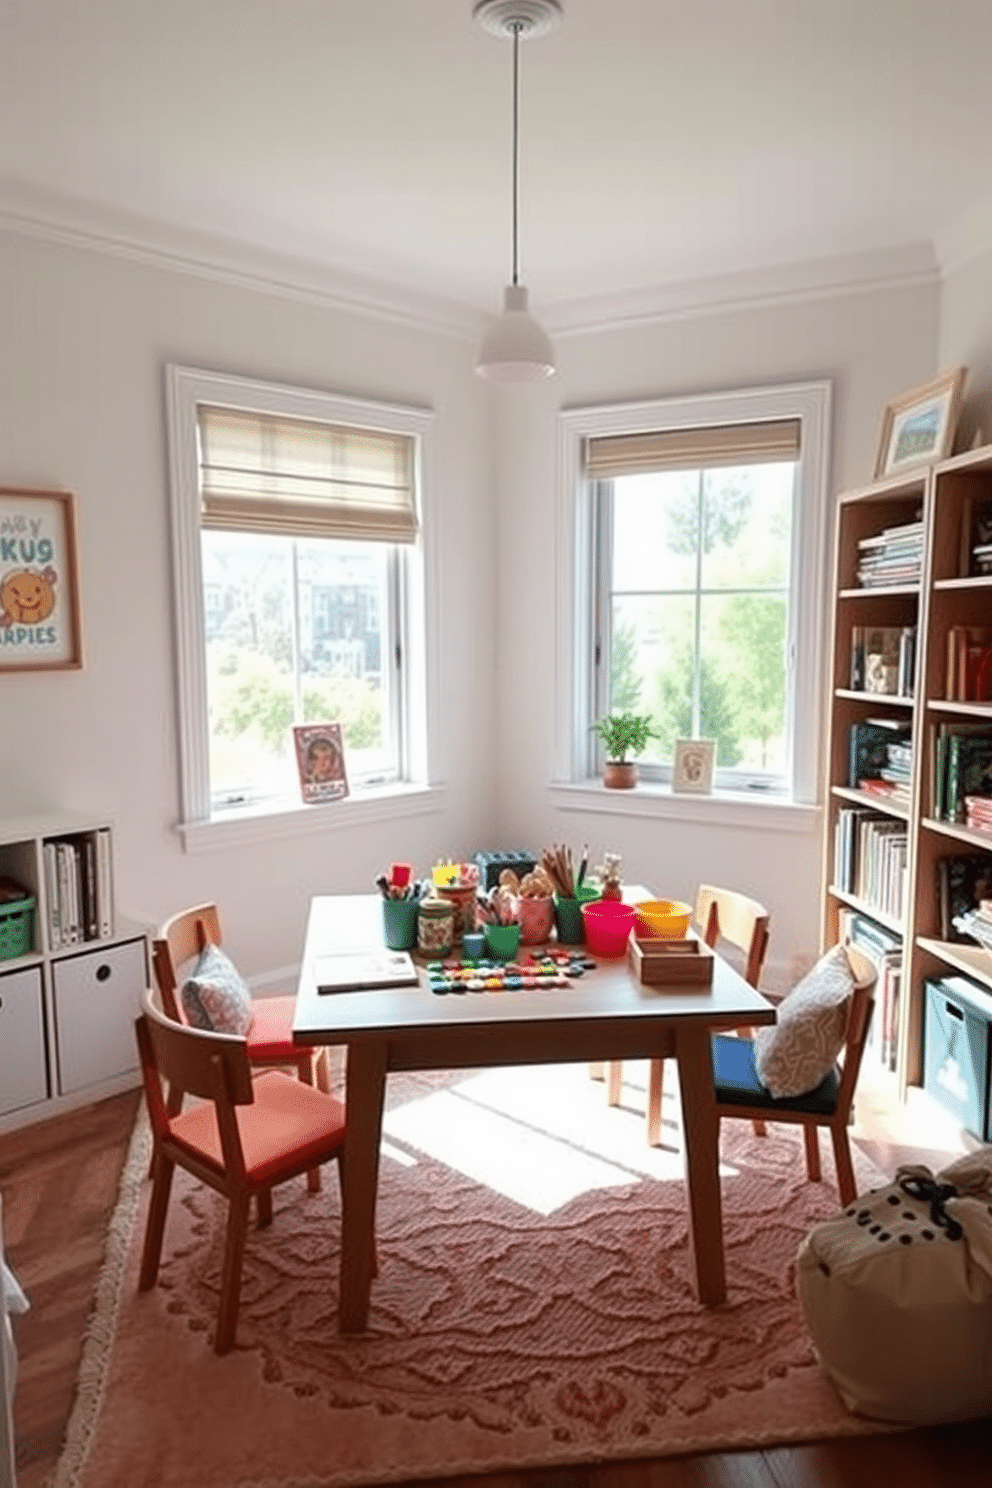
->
[672,739,715,795]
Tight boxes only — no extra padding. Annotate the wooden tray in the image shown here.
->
[627,934,714,987]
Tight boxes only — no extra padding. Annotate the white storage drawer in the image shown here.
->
[52,937,147,1095]
[0,965,48,1115]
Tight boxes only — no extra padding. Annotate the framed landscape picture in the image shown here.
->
[873,367,967,479]
[0,488,83,672]
[293,721,349,804]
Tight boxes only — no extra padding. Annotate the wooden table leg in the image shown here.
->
[338,1040,388,1333]
[675,1025,726,1306]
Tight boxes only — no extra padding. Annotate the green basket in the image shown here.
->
[0,896,35,961]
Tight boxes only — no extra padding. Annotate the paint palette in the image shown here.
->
[425,951,596,994]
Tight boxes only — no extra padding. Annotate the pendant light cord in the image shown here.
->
[511,21,520,287]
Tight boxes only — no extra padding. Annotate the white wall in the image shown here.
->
[0,227,496,984]
[0,223,945,992]
[494,281,940,986]
[939,242,992,449]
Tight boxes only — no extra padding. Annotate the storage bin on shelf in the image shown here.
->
[923,975,992,1141]
[0,880,35,961]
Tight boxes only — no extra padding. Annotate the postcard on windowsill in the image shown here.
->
[315,950,419,994]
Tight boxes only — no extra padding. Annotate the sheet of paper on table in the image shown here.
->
[315,950,419,994]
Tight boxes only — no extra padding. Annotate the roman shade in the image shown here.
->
[197,405,418,543]
[584,418,801,478]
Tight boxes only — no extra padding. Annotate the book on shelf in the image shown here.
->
[43,830,114,946]
[862,626,902,695]
[848,718,912,788]
[936,853,992,941]
[944,625,992,702]
[833,806,907,917]
[850,625,865,690]
[856,519,923,588]
[314,949,419,994]
[951,904,992,951]
[965,795,992,833]
[931,722,992,821]
[837,907,902,1071]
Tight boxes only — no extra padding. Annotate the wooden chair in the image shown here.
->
[152,902,330,1190]
[605,884,771,1145]
[135,987,349,1355]
[709,944,878,1206]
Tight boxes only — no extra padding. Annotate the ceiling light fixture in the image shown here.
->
[473,0,561,382]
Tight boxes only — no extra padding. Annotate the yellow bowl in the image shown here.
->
[634,899,693,939]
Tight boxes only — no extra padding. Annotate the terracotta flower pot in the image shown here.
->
[603,761,638,789]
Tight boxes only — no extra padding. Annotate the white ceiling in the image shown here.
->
[4,0,992,328]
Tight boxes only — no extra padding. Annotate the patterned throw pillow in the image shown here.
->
[180,943,254,1037]
[753,943,855,1099]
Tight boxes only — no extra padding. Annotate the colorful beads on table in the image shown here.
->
[426,952,592,995]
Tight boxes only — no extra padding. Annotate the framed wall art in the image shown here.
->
[293,721,349,804]
[873,367,967,479]
[0,488,83,672]
[672,738,715,795]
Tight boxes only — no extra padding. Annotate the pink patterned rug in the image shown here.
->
[54,1063,892,1488]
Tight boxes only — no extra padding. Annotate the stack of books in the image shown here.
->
[945,625,992,702]
[951,901,992,952]
[837,908,902,1072]
[833,806,908,919]
[965,795,992,833]
[42,829,114,949]
[855,518,924,588]
[931,723,992,822]
[937,854,992,940]
[848,717,912,790]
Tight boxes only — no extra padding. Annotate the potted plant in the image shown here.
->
[590,711,658,789]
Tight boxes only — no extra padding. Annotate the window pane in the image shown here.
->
[611,470,700,593]
[699,592,787,773]
[296,540,392,781]
[203,531,393,807]
[610,594,696,764]
[700,463,793,590]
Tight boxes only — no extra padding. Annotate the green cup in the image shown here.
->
[382,895,418,950]
[554,885,600,945]
[483,921,522,962]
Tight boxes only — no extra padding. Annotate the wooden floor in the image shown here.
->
[1,1087,989,1488]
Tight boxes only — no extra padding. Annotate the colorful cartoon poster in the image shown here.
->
[0,490,82,671]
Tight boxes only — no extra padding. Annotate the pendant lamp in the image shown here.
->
[473,0,561,382]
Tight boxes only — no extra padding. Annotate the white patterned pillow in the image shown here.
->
[753,943,855,1099]
[180,943,254,1037]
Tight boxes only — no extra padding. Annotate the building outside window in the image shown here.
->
[166,366,433,826]
[560,382,831,802]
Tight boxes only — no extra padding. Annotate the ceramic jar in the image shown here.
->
[417,896,455,957]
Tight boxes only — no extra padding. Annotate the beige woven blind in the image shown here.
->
[197,405,418,543]
[585,419,801,478]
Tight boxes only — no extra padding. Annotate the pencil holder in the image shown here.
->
[554,885,600,945]
[417,897,454,957]
[382,896,419,951]
[483,921,522,962]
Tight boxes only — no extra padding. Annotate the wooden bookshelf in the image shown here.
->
[821,446,992,1100]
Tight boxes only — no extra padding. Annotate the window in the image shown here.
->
[559,383,831,802]
[166,366,435,830]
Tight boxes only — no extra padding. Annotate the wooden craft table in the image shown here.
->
[293,892,775,1333]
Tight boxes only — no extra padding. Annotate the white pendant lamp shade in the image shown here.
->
[476,284,555,382]
[473,0,560,383]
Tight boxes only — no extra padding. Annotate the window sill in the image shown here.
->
[177,781,448,855]
[550,779,821,834]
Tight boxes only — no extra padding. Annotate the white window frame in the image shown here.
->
[554,381,831,812]
[165,364,442,850]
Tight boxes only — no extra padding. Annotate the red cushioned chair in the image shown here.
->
[136,987,351,1355]
[152,902,331,1191]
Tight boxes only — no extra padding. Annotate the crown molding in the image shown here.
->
[0,176,485,342]
[933,186,992,279]
[0,174,947,344]
[540,242,941,337]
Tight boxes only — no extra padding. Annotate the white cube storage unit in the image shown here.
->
[0,813,149,1129]
[0,966,48,1116]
